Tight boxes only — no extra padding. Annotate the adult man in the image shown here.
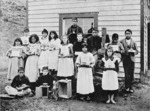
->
[120,29,138,93]
[67,17,83,45]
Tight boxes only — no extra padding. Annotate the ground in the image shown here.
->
[0,72,150,111]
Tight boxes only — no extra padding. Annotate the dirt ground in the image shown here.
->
[0,72,150,111]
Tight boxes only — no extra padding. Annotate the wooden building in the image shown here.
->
[27,0,150,79]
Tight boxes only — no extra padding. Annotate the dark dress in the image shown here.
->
[67,24,83,44]
[11,75,30,88]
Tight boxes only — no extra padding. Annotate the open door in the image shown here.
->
[59,12,98,39]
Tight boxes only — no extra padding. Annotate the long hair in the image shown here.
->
[42,29,48,34]
[49,31,58,41]
[29,34,39,43]
[61,35,69,44]
[13,38,23,46]
[105,46,114,59]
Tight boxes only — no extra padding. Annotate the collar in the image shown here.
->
[105,56,114,61]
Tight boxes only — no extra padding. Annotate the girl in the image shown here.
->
[108,33,124,61]
[101,46,119,104]
[7,38,25,80]
[38,29,49,74]
[48,31,61,75]
[25,34,40,93]
[76,43,95,101]
[57,35,74,78]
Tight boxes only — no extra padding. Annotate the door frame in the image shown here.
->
[59,12,99,39]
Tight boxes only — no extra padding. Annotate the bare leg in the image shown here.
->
[106,94,111,103]
[110,94,116,104]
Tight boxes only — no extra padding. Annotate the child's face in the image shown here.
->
[82,47,88,53]
[92,31,98,37]
[112,38,118,43]
[42,32,48,38]
[107,50,113,57]
[62,36,68,44]
[125,31,132,39]
[42,69,48,76]
[24,32,29,36]
[102,29,106,35]
[15,41,21,46]
[77,34,83,41]
[31,37,36,43]
[50,33,55,38]
[18,70,24,77]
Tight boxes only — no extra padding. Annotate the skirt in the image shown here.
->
[25,55,39,82]
[77,67,94,94]
[7,57,24,80]
[102,70,119,91]
[48,50,59,70]
[57,58,74,77]
[38,51,49,71]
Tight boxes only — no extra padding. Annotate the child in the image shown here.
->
[57,35,74,78]
[20,28,30,68]
[76,43,95,101]
[36,67,56,89]
[20,28,30,46]
[5,67,32,97]
[101,46,119,104]
[38,29,49,74]
[48,31,61,75]
[36,67,58,99]
[7,38,25,80]
[108,33,124,61]
[73,33,85,60]
[25,34,40,93]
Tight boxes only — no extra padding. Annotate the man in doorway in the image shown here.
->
[120,29,138,93]
[67,17,83,45]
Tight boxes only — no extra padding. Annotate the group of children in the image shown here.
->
[5,28,134,104]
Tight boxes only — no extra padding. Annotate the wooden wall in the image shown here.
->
[28,0,141,78]
[143,0,150,73]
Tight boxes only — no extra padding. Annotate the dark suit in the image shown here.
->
[120,38,138,89]
[67,24,83,45]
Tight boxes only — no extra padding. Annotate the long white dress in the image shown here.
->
[76,52,95,94]
[25,43,40,82]
[7,46,24,80]
[57,44,74,77]
[102,57,119,91]
[48,38,61,70]
[38,37,49,71]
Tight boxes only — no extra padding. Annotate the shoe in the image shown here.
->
[79,97,85,101]
[129,89,134,93]
[86,96,91,101]
[106,99,110,104]
[111,99,116,104]
[29,92,34,97]
[125,88,130,92]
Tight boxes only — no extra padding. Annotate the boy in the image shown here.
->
[36,67,58,99]
[5,67,32,97]
[120,29,138,93]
